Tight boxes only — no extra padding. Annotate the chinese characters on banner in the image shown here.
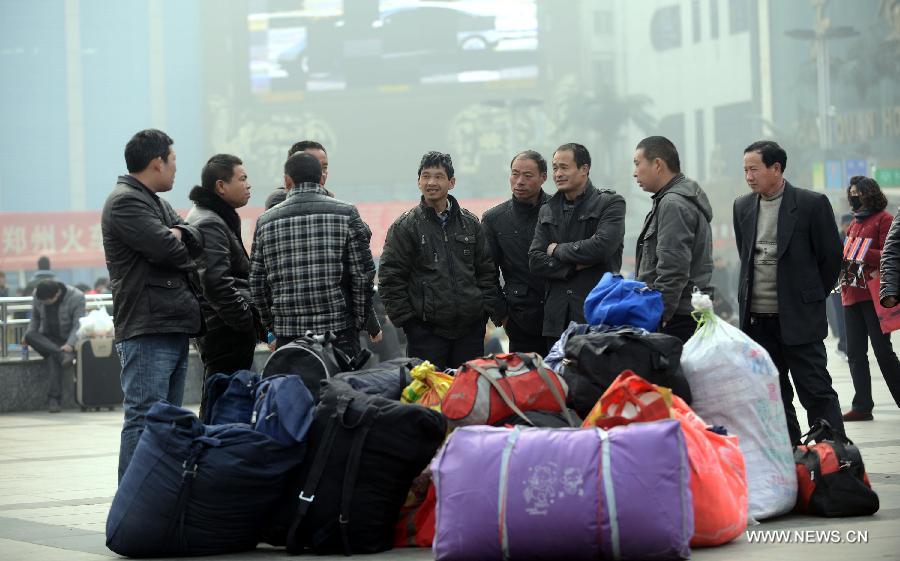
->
[0,198,503,270]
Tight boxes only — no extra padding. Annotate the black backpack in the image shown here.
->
[265,379,447,555]
[562,326,692,417]
[261,331,370,401]
[332,357,422,400]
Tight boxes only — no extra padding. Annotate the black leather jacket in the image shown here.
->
[185,187,258,334]
[482,191,549,335]
[879,212,900,305]
[101,175,204,342]
[528,182,626,338]
[378,195,497,339]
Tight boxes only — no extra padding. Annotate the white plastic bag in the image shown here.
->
[681,292,797,520]
[77,308,115,339]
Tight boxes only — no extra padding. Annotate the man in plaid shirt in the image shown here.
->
[249,151,378,358]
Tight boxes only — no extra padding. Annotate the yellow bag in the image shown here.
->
[401,361,454,411]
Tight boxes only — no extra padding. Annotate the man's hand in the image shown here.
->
[370,330,383,344]
[169,227,183,241]
[546,242,558,256]
[883,296,899,308]
[60,344,73,353]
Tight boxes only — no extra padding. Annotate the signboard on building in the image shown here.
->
[876,167,900,187]
[844,159,867,184]
[825,160,843,190]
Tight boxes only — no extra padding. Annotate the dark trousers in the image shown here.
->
[24,331,67,400]
[506,316,551,356]
[746,314,845,445]
[843,301,900,412]
[404,320,485,370]
[661,314,698,344]
[196,325,257,419]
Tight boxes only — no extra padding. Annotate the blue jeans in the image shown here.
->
[116,333,189,482]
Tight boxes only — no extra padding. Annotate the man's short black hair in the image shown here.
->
[418,151,454,179]
[744,140,787,173]
[37,256,51,270]
[94,277,109,289]
[284,152,322,185]
[555,143,591,170]
[288,140,326,158]
[35,279,60,301]
[201,154,243,190]
[636,136,681,174]
[124,129,173,173]
[511,150,547,175]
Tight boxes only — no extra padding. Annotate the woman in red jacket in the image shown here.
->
[841,176,900,421]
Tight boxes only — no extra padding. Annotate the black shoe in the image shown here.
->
[48,398,61,413]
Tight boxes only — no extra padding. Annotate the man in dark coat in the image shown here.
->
[529,143,626,342]
[483,150,551,355]
[186,154,264,418]
[378,151,497,369]
[101,129,204,481]
[733,140,844,445]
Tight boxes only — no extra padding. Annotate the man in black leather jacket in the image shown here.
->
[482,150,551,355]
[378,151,497,369]
[101,129,204,482]
[186,154,263,417]
[529,143,626,342]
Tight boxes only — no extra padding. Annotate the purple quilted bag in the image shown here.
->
[432,420,693,561]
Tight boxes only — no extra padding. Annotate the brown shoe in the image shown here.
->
[842,410,873,422]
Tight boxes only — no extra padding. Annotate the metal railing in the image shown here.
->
[0,294,113,359]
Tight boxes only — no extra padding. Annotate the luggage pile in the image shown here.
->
[106,283,880,559]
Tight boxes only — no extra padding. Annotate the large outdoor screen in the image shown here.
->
[248,0,539,94]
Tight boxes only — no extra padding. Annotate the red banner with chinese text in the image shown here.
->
[0,197,504,270]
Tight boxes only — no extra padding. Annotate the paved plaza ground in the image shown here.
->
[0,336,898,560]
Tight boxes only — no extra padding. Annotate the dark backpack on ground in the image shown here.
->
[261,331,370,401]
[333,357,422,400]
[495,409,583,428]
[265,379,447,555]
[794,419,879,517]
[106,401,309,557]
[202,369,259,425]
[562,326,691,418]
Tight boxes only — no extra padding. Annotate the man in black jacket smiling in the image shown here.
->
[186,154,263,418]
[101,129,204,482]
[379,151,497,369]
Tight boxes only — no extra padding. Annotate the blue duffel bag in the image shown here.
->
[106,401,311,557]
[583,272,664,331]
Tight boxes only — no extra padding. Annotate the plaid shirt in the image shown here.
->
[249,182,376,337]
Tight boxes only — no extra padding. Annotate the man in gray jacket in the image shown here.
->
[24,280,85,412]
[634,136,713,342]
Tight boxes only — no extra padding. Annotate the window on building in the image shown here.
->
[650,5,682,51]
[710,0,719,39]
[692,0,702,43]
[595,10,613,35]
[729,0,749,34]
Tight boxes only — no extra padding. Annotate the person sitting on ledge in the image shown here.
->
[23,279,85,413]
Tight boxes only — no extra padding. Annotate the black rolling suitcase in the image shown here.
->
[75,337,123,411]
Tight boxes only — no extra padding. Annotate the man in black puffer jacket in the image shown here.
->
[101,129,204,482]
[186,154,264,416]
[378,151,497,369]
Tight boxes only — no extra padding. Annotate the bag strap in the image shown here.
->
[469,361,535,426]
[286,412,341,553]
[516,353,576,427]
[338,406,378,555]
[165,440,206,555]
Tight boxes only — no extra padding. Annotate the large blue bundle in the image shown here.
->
[203,369,259,425]
[106,401,309,557]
